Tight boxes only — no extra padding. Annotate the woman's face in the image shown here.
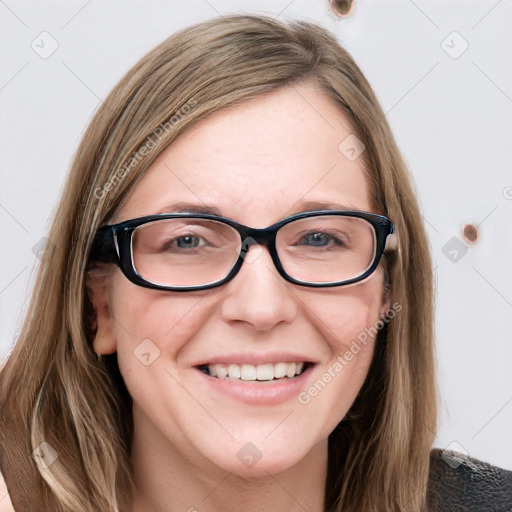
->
[93,84,389,477]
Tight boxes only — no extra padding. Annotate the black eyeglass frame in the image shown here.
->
[89,210,395,291]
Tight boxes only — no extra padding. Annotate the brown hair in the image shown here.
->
[0,14,436,511]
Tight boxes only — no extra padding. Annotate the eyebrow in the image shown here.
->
[289,200,361,213]
[155,202,223,215]
[155,200,362,217]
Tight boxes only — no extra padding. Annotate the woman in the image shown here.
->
[0,14,510,512]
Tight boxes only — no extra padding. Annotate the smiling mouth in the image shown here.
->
[198,362,311,382]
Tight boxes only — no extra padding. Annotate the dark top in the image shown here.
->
[428,449,512,511]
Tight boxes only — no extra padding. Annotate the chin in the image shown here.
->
[194,427,327,479]
[216,446,309,479]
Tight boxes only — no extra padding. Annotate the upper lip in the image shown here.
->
[193,351,318,367]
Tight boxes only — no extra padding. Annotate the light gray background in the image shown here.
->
[1,0,511,470]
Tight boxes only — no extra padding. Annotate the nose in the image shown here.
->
[220,245,298,331]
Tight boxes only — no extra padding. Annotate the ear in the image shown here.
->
[86,265,117,355]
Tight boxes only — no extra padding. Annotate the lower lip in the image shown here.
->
[196,365,315,405]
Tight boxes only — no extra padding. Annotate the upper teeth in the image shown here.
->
[205,362,305,381]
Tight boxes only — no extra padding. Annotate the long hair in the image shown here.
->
[0,14,436,512]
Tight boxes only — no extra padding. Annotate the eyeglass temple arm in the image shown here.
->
[89,227,119,263]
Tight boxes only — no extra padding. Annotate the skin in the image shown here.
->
[89,83,390,512]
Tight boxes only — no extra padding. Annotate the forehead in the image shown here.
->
[117,84,373,226]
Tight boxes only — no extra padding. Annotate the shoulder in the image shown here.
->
[428,448,512,512]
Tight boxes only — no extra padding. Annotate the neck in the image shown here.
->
[130,405,327,512]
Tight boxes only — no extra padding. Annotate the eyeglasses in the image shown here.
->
[89,210,397,291]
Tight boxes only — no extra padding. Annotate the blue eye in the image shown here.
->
[301,232,341,247]
[175,235,202,249]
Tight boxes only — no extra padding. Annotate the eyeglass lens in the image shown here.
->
[131,216,377,287]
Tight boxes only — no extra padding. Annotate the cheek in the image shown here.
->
[296,275,386,428]
[304,272,386,356]
[108,273,214,368]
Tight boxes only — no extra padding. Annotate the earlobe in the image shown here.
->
[92,317,117,355]
[86,267,118,355]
